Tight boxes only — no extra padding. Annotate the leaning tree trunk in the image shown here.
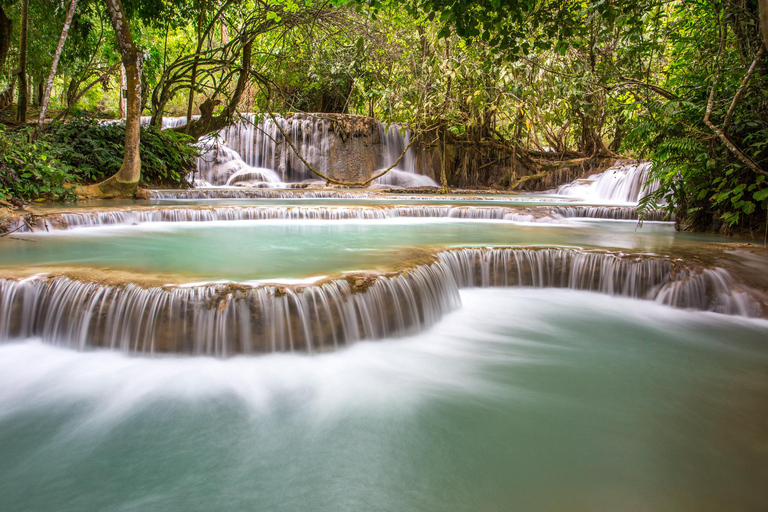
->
[36,0,79,131]
[174,38,253,140]
[16,0,29,123]
[186,0,207,127]
[88,0,142,198]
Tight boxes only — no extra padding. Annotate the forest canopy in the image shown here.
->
[0,0,766,233]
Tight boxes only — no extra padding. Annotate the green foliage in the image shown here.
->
[0,125,76,202]
[43,118,201,187]
[626,1,768,233]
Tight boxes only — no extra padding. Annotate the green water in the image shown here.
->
[1,289,766,511]
[0,218,724,281]
[31,193,606,211]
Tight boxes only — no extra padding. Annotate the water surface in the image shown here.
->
[1,289,766,511]
[0,218,725,281]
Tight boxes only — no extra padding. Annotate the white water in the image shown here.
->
[12,206,562,232]
[0,248,758,355]
[555,162,660,203]
[155,114,437,187]
[373,124,439,188]
[1,289,767,511]
[553,205,672,221]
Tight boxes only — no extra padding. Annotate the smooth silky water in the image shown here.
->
[1,289,766,511]
[1,160,767,510]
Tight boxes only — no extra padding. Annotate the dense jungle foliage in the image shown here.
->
[0,120,197,200]
[0,0,766,234]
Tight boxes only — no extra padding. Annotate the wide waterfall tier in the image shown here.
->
[8,206,563,232]
[160,113,439,187]
[0,265,460,355]
[555,162,661,203]
[5,204,676,233]
[0,248,761,356]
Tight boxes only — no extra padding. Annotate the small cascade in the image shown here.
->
[379,123,418,174]
[214,114,332,183]
[552,206,673,222]
[195,135,283,187]
[374,124,438,188]
[139,116,197,129]
[437,248,760,316]
[0,264,460,355]
[11,206,562,232]
[555,162,660,203]
[224,167,283,187]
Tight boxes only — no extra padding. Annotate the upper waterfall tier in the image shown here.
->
[152,114,439,187]
[555,162,661,204]
[5,203,677,234]
[0,248,762,356]
[8,205,563,232]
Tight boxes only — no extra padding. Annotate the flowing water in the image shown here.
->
[1,149,767,509]
[1,289,766,511]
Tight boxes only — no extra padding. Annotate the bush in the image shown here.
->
[44,117,201,187]
[0,125,76,202]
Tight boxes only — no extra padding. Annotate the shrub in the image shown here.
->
[0,125,76,202]
[44,117,201,187]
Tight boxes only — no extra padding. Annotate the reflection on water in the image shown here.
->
[0,289,766,512]
[0,218,727,281]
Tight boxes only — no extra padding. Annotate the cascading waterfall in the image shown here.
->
[552,205,673,221]
[555,162,660,203]
[374,124,439,188]
[209,114,331,183]
[195,138,283,187]
[0,264,460,356]
[0,248,760,356]
[151,114,438,187]
[437,248,759,316]
[10,206,561,232]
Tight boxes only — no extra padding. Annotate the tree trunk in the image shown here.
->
[34,79,43,106]
[759,0,768,51]
[174,38,252,140]
[88,0,142,198]
[36,0,79,131]
[186,0,208,127]
[16,0,29,123]
[119,64,127,118]
[0,5,11,73]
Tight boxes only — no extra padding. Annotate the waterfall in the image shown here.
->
[11,206,562,232]
[555,162,660,203]
[213,113,332,183]
[148,188,374,199]
[374,124,439,188]
[148,114,438,187]
[0,264,460,356]
[0,249,760,355]
[552,206,673,221]
[195,138,283,187]
[436,248,759,316]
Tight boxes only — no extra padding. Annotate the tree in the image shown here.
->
[0,4,11,73]
[760,0,768,51]
[16,0,28,123]
[36,0,80,130]
[87,0,143,197]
